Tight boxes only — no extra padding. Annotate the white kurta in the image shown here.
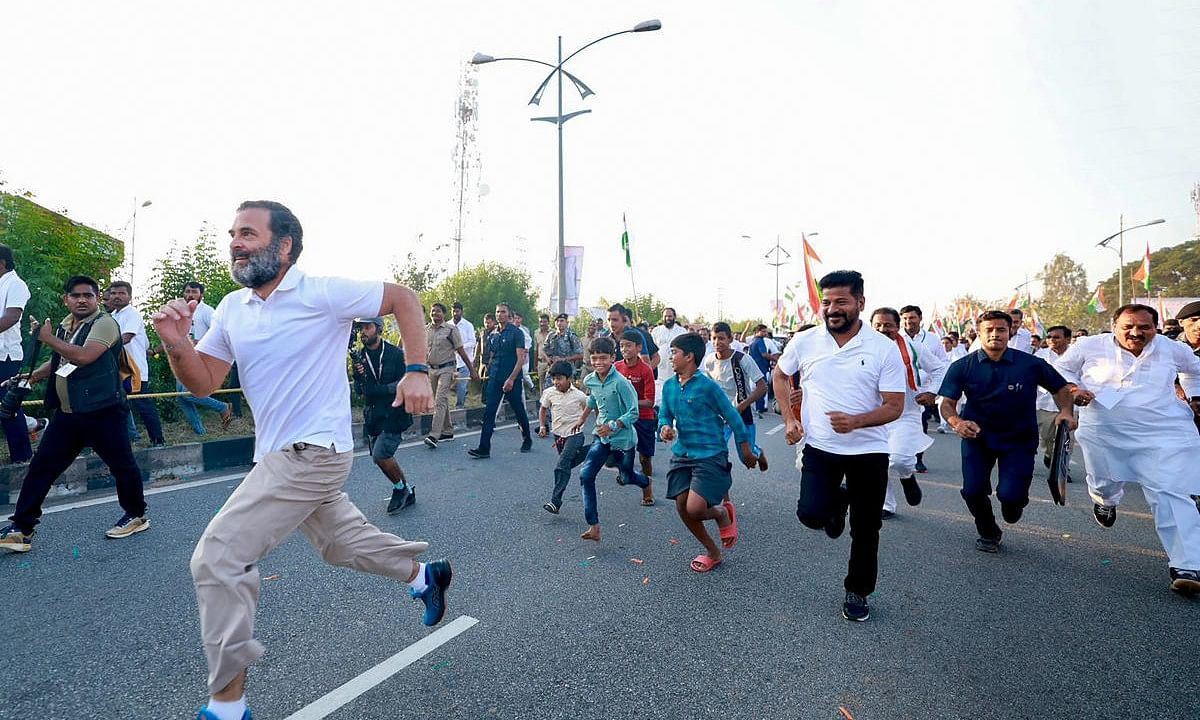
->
[884,334,949,512]
[1053,334,1200,568]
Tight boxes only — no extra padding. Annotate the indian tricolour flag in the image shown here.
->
[1131,243,1151,292]
[1086,286,1107,314]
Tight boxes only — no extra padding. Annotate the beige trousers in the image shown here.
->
[429,366,457,437]
[190,445,428,694]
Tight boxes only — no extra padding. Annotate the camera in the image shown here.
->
[0,377,32,420]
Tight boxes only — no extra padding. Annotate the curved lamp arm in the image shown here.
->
[470,53,595,103]
[526,19,661,105]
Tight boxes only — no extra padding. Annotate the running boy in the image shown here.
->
[659,332,760,573]
[615,330,657,506]
[577,337,652,541]
[538,361,591,514]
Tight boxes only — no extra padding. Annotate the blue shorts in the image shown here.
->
[634,418,657,458]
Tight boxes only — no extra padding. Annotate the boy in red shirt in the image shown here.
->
[616,331,657,506]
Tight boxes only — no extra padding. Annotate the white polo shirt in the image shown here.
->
[196,266,383,461]
[0,270,30,361]
[453,317,476,371]
[190,301,216,341]
[112,305,150,382]
[776,323,907,455]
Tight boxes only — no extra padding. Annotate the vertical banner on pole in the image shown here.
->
[550,246,584,317]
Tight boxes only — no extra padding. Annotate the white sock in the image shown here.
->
[408,562,428,593]
[205,697,247,720]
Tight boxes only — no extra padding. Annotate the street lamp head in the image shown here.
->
[141,200,152,207]
[633,19,662,32]
[1147,218,1166,225]
[470,52,495,65]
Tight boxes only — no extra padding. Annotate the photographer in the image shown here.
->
[351,317,415,514]
[0,276,148,553]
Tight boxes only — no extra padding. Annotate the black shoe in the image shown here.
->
[976,536,1001,553]
[423,436,438,449]
[900,475,922,506]
[387,487,409,514]
[881,509,896,520]
[914,459,928,474]
[1093,503,1117,528]
[403,486,416,508]
[438,433,455,441]
[520,437,533,453]
[1001,503,1023,524]
[467,447,490,459]
[1169,567,1200,595]
[410,559,452,626]
[842,591,870,621]
[1192,495,1200,514]
[825,491,849,539]
[543,501,560,514]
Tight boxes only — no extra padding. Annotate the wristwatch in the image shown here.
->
[405,363,430,374]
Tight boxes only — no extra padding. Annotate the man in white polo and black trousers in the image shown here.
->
[772,270,905,622]
[153,200,445,720]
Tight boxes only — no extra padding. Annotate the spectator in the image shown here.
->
[107,281,165,446]
[0,244,33,463]
[175,282,233,435]
[451,302,476,409]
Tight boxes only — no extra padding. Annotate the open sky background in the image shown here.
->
[3,1,1198,322]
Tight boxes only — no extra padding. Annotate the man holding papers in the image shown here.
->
[1054,304,1200,595]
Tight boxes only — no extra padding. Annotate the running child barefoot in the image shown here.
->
[577,337,652,541]
[538,362,591,514]
[659,333,761,572]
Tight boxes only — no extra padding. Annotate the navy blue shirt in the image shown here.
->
[938,348,1067,449]
[487,323,525,382]
[748,336,771,375]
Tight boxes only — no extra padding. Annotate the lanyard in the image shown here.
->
[364,346,383,381]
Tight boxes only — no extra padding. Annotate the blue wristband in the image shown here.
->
[405,363,430,374]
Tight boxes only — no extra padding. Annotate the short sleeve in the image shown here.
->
[777,336,802,376]
[86,316,121,348]
[7,278,30,310]
[115,309,144,338]
[937,357,965,400]
[320,277,385,323]
[876,343,907,394]
[540,388,554,408]
[449,326,463,350]
[196,296,235,364]
[741,354,765,384]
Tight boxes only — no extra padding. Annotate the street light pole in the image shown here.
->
[129,198,152,289]
[1098,215,1164,306]
[472,19,661,315]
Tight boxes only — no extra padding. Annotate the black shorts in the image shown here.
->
[666,452,732,507]
[633,418,657,458]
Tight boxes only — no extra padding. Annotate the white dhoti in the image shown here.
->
[883,408,934,513]
[1077,420,1200,569]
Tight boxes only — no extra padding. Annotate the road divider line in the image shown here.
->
[283,615,480,720]
[765,423,785,436]
[38,424,519,515]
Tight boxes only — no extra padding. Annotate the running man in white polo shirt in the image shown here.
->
[153,201,442,720]
[772,270,906,622]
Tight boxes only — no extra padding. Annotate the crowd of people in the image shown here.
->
[0,200,1198,720]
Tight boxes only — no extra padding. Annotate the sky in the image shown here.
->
[2,1,1198,323]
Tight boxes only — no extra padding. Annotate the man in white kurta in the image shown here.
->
[872,309,948,516]
[1053,305,1200,594]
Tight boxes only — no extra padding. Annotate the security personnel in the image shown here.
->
[468,302,532,458]
[351,317,414,513]
[0,275,148,552]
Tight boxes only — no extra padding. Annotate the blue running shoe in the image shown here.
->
[196,708,251,719]
[410,559,453,626]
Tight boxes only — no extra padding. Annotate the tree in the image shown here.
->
[420,262,539,329]
[1099,237,1200,308]
[140,223,239,314]
[391,251,442,294]
[1035,253,1090,330]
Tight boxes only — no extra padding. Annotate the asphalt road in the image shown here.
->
[2,420,1196,720]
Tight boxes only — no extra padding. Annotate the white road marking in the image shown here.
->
[38,424,518,514]
[765,423,785,436]
[283,615,480,720]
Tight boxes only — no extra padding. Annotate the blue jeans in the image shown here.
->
[124,379,164,444]
[578,438,649,525]
[455,366,469,408]
[176,380,228,435]
[0,359,32,463]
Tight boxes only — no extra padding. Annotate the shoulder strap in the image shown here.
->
[730,351,749,403]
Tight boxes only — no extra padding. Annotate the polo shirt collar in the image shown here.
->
[242,264,303,304]
[975,347,1015,364]
[819,322,866,351]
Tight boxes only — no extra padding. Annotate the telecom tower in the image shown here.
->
[451,62,482,274]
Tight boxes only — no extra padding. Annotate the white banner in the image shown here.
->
[549,246,584,317]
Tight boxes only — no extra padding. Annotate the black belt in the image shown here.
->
[432,361,456,370]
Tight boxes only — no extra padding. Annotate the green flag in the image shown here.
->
[620,229,631,267]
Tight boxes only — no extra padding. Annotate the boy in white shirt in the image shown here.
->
[538,361,591,514]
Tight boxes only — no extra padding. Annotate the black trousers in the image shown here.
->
[124,379,164,444]
[796,444,888,596]
[476,378,530,452]
[10,405,145,533]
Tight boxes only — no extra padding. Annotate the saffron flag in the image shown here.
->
[1086,286,1106,314]
[1006,293,1021,311]
[1131,243,1151,292]
[802,234,823,318]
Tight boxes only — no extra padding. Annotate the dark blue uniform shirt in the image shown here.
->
[487,323,525,383]
[938,348,1068,449]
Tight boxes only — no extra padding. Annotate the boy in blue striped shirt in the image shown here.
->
[659,332,761,572]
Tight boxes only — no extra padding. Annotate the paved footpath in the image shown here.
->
[2,421,1196,720]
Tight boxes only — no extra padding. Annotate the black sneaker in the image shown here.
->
[825,491,849,539]
[880,509,896,520]
[410,559,453,626]
[900,475,922,506]
[403,486,416,508]
[543,501,560,514]
[976,536,1001,553]
[437,433,455,441]
[1169,567,1200,595]
[1093,503,1117,528]
[914,458,928,474]
[387,487,409,514]
[842,591,870,621]
[520,437,533,453]
[1192,495,1200,514]
[423,436,438,449]
[467,447,490,459]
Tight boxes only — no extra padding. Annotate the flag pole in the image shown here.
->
[623,213,639,320]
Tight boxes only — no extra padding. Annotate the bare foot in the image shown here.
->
[581,525,601,542]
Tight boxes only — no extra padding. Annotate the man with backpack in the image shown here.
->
[701,322,769,467]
